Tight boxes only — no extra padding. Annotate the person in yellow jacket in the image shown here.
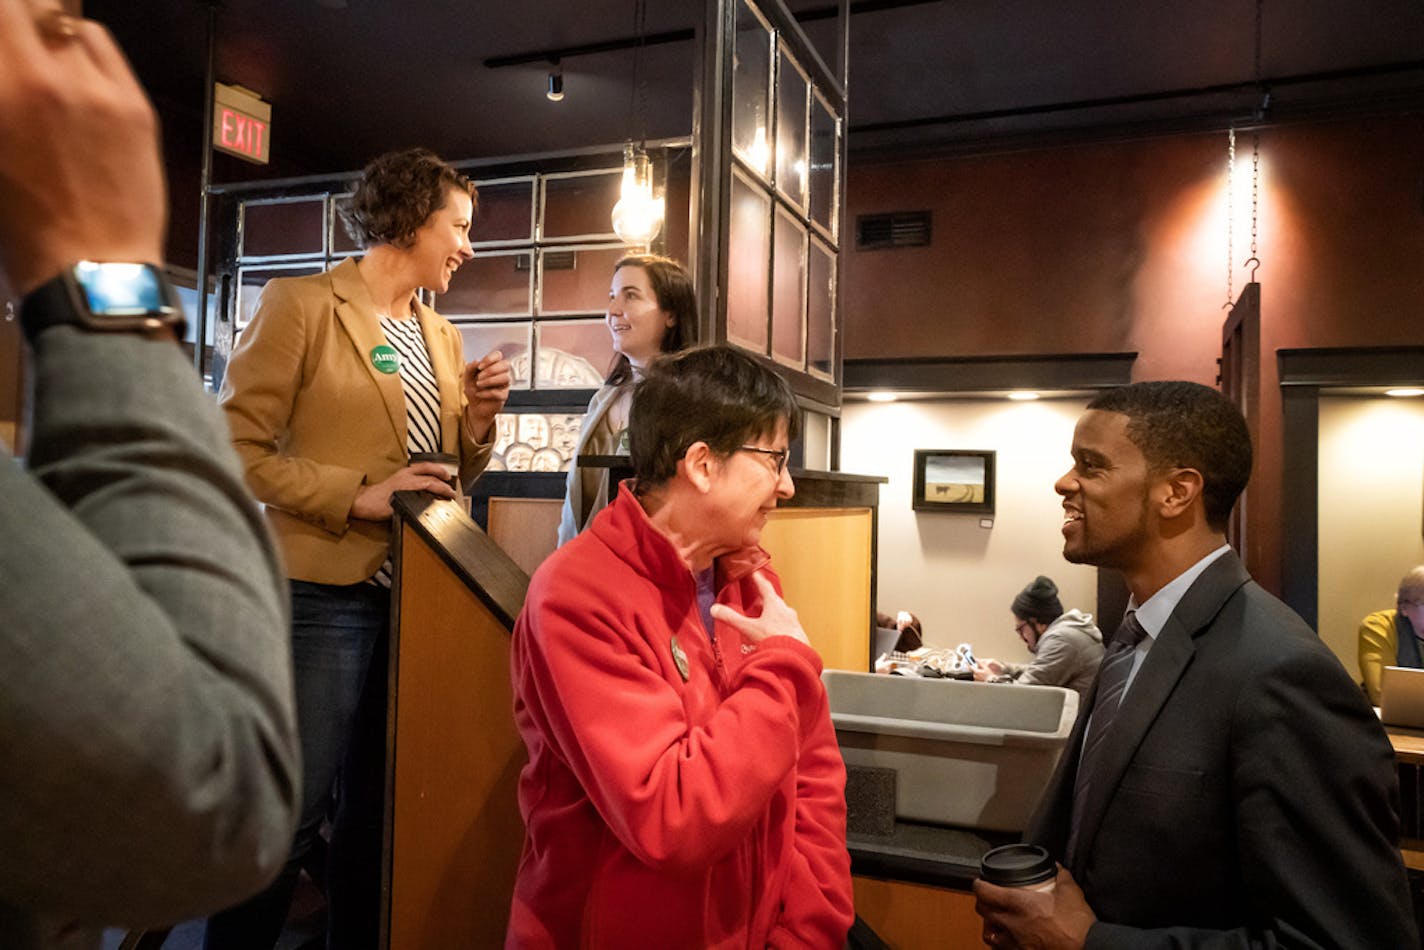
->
[1358,565,1424,704]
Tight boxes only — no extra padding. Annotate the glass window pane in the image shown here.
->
[451,321,533,389]
[807,235,836,378]
[772,208,806,367]
[731,0,772,180]
[809,92,839,239]
[775,46,809,209]
[539,246,628,314]
[241,199,325,258]
[542,172,621,239]
[472,179,535,245]
[726,171,771,352]
[535,319,614,388]
[329,193,362,256]
[235,264,326,330]
[438,252,532,317]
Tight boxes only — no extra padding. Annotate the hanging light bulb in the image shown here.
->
[611,143,664,245]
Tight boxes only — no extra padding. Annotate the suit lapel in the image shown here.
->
[1067,552,1251,870]
[330,259,406,447]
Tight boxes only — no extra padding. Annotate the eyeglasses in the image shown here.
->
[738,445,790,476]
[1014,620,1032,637]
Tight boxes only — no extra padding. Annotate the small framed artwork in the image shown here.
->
[912,449,996,514]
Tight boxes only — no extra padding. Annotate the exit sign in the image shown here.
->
[213,82,271,165]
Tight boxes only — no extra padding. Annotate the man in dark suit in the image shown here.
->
[974,381,1417,948]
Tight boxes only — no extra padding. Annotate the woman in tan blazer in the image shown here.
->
[210,148,511,950]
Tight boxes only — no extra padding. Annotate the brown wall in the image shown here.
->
[843,114,1424,594]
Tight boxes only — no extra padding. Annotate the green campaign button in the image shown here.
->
[370,344,401,375]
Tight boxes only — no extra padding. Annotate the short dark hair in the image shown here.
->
[340,148,476,250]
[606,254,699,386]
[1087,381,1252,531]
[629,345,799,489]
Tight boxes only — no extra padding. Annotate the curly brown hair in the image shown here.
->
[339,148,476,250]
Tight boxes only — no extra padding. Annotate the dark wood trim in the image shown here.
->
[1280,386,1320,629]
[1278,346,1424,388]
[391,491,528,629]
[1275,345,1424,629]
[844,352,1137,394]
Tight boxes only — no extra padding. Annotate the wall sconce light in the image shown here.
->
[1007,391,1040,401]
[546,60,564,102]
[866,391,897,403]
[1386,388,1424,398]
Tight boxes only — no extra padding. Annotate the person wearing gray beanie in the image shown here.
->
[974,575,1104,697]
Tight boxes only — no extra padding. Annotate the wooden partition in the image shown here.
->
[385,493,529,949]
[761,506,874,672]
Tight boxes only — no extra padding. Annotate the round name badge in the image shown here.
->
[370,344,401,374]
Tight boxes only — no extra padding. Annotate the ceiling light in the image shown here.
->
[546,62,564,102]
[1007,391,1040,401]
[1385,388,1424,398]
[867,391,897,403]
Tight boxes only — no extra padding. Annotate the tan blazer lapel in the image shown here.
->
[330,260,406,447]
[415,302,464,454]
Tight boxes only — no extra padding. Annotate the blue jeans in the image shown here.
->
[205,579,389,950]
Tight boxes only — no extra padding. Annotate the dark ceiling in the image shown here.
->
[87,0,1424,183]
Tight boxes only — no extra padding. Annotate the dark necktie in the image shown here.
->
[1066,611,1149,859]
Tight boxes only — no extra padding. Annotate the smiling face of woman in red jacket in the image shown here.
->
[701,420,795,557]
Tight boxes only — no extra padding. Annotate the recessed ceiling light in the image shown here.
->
[867,391,897,403]
[1007,391,1040,401]
[1385,388,1424,398]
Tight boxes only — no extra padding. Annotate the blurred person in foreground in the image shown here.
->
[0,3,299,947]
[509,345,854,947]
[211,148,511,948]
[556,253,697,545]
[973,575,1104,698]
[1358,565,1424,705]
[974,381,1415,949]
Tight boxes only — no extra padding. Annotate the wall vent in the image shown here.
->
[856,211,932,250]
[514,250,577,271]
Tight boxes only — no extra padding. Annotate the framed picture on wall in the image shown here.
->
[912,449,996,514]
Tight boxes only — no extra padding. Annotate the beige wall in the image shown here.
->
[841,397,1096,666]
[1318,396,1424,676]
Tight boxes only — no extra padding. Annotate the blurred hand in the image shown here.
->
[973,661,995,682]
[350,462,457,521]
[0,0,166,293]
[973,866,1094,949]
[462,348,512,440]
[709,571,811,648]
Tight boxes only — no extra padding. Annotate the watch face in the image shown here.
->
[73,261,176,317]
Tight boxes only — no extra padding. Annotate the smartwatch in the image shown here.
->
[19,261,187,342]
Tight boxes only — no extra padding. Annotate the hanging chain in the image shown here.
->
[1225,127,1235,306]
[627,0,649,147]
[1249,131,1260,265]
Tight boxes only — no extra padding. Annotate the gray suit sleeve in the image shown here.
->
[0,328,300,926]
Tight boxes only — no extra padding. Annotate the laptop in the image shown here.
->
[1378,666,1424,729]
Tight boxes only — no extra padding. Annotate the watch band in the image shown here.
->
[19,263,187,342]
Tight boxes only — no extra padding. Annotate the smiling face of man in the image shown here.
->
[1055,409,1160,572]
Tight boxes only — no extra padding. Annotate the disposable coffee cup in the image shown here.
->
[980,843,1057,893]
[409,452,459,491]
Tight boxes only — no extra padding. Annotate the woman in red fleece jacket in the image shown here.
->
[508,345,854,948]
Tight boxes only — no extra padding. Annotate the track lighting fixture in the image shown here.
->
[546,61,564,102]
